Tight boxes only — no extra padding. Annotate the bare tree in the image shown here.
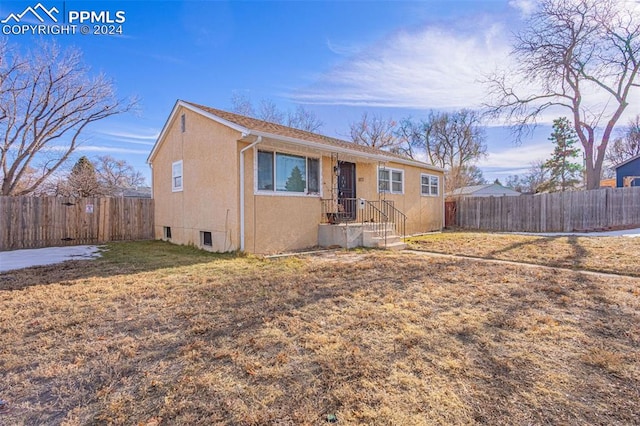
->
[0,41,135,196]
[95,155,145,195]
[606,114,640,166]
[230,94,323,132]
[485,0,640,190]
[258,99,285,124]
[349,112,399,150]
[506,160,550,193]
[394,117,424,159]
[10,165,40,195]
[40,155,145,196]
[458,164,486,187]
[421,110,487,192]
[285,105,324,133]
[230,92,255,117]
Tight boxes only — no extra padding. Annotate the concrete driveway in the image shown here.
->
[0,245,102,273]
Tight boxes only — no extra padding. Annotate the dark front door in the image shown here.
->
[338,161,356,220]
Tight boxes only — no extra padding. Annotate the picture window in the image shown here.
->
[257,150,320,194]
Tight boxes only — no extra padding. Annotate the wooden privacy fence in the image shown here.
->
[0,196,154,251]
[456,186,640,233]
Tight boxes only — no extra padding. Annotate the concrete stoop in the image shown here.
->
[319,223,406,251]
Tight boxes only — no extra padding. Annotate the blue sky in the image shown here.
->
[1,0,603,184]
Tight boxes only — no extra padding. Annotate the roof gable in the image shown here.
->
[614,154,640,169]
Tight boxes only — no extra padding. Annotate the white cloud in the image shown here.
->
[77,146,150,154]
[294,8,640,128]
[478,142,550,170]
[508,0,537,17]
[326,39,363,56]
[98,130,159,146]
[45,145,150,155]
[292,21,512,110]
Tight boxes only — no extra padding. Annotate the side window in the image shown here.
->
[258,151,274,190]
[307,158,320,193]
[378,169,390,192]
[378,167,403,194]
[421,173,439,196]
[172,160,183,192]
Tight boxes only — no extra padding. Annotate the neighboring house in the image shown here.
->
[614,154,640,187]
[120,187,152,198]
[447,183,521,199]
[147,100,445,254]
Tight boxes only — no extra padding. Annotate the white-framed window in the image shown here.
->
[421,173,440,196]
[378,167,404,194]
[172,160,183,192]
[257,149,320,195]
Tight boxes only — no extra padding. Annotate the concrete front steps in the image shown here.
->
[363,225,407,251]
[318,223,406,250]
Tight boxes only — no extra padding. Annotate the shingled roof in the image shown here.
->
[182,101,427,165]
[149,100,441,171]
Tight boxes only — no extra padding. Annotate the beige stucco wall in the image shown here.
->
[382,161,444,235]
[244,153,443,253]
[316,158,444,235]
[152,107,444,254]
[152,106,242,251]
[242,147,323,254]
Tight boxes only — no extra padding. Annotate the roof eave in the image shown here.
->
[250,129,443,172]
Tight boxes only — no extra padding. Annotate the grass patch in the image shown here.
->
[1,241,639,424]
[408,231,640,276]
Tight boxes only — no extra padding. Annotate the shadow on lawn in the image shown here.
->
[0,240,238,291]
[484,235,588,269]
[2,250,638,424]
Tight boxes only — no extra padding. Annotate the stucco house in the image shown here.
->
[147,100,444,254]
[615,154,640,187]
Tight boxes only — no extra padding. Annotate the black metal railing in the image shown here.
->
[321,198,406,245]
[321,198,359,224]
[381,200,407,241]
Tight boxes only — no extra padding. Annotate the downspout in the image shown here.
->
[148,163,153,199]
[239,135,262,252]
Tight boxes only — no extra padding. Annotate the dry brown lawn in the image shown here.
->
[409,231,640,277]
[1,240,639,425]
